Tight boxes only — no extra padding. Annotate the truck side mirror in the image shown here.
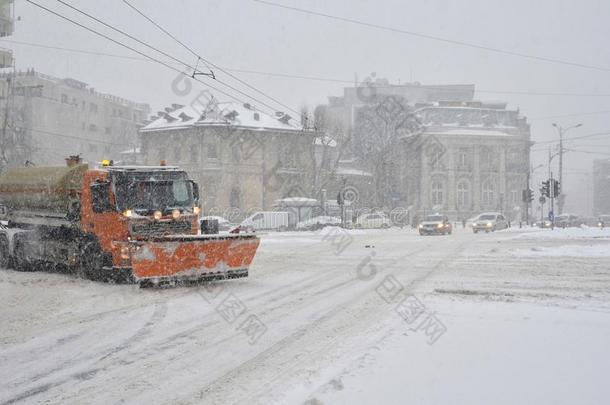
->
[191,181,200,203]
[90,181,114,213]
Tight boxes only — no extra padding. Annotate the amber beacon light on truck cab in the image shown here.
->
[0,156,260,286]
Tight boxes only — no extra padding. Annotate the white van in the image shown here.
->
[241,211,291,231]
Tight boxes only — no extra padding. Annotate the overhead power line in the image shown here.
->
[253,0,610,73]
[120,0,301,117]
[4,38,610,99]
[530,110,610,121]
[532,131,610,147]
[23,126,130,146]
[24,0,297,127]
[54,0,292,119]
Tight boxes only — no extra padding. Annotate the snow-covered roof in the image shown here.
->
[336,168,373,177]
[119,147,141,154]
[426,128,516,137]
[140,102,304,134]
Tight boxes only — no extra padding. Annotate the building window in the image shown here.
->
[431,181,443,206]
[158,147,167,161]
[458,148,469,169]
[190,147,199,164]
[510,190,519,205]
[429,146,444,168]
[61,94,68,104]
[173,146,181,162]
[89,143,97,152]
[105,127,111,135]
[207,144,218,159]
[457,181,470,206]
[230,187,241,209]
[90,103,98,113]
[482,180,495,206]
[89,124,97,132]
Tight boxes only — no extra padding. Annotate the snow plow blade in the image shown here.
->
[130,234,260,285]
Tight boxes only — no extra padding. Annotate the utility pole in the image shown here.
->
[550,171,555,229]
[525,172,530,225]
[552,123,582,214]
[558,126,564,214]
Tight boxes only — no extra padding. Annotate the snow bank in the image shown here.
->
[510,244,610,258]
[509,226,610,240]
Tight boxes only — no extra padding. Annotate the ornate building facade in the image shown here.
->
[140,102,315,215]
[402,101,531,221]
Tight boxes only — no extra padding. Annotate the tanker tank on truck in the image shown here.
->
[0,156,260,286]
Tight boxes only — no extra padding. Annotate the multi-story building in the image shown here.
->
[0,0,14,74]
[403,101,531,221]
[0,69,150,166]
[593,159,610,216]
[318,79,531,221]
[140,101,315,214]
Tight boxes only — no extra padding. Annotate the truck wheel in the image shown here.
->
[79,238,104,281]
[0,235,9,269]
[13,238,33,272]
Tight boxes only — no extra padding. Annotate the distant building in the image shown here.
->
[0,70,150,166]
[140,102,315,215]
[318,78,531,221]
[403,101,531,221]
[0,0,14,72]
[593,159,610,215]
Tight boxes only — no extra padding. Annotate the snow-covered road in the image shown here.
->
[1,227,610,404]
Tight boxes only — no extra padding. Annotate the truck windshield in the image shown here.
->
[113,172,194,214]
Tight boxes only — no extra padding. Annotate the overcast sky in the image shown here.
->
[3,0,610,213]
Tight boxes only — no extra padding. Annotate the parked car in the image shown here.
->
[599,215,610,229]
[418,214,452,235]
[355,212,391,229]
[200,216,235,233]
[555,214,582,228]
[533,219,553,229]
[472,212,509,233]
[241,211,291,231]
[296,216,341,231]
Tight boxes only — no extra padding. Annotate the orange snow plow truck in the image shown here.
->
[0,157,260,286]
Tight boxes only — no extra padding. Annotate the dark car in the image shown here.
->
[555,214,581,228]
[599,215,610,229]
[418,214,452,235]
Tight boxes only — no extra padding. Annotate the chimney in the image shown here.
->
[65,155,82,167]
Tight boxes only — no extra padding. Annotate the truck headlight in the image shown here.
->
[123,209,133,218]
[193,206,201,215]
[120,246,130,260]
[437,223,443,228]
[172,209,181,220]
[418,224,423,229]
[153,210,162,220]
[486,222,492,227]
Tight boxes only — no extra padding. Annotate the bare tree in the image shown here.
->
[352,95,422,207]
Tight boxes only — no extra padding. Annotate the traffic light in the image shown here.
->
[553,180,561,197]
[541,180,550,198]
[522,188,534,203]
